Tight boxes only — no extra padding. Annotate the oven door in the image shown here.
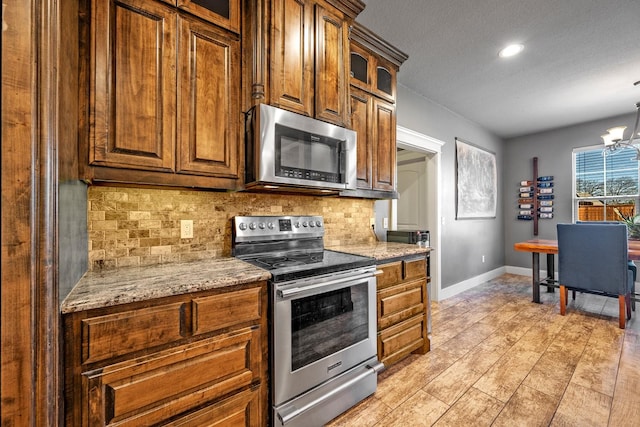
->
[271,267,377,406]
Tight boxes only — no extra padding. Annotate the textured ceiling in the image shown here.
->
[357,0,640,139]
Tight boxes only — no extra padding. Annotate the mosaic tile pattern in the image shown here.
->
[87,186,376,270]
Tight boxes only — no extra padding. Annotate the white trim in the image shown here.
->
[505,265,555,279]
[505,265,534,277]
[437,267,507,300]
[397,125,445,153]
[395,126,445,302]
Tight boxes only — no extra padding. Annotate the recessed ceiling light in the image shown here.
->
[498,44,524,58]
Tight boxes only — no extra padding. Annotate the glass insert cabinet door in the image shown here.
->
[178,0,240,33]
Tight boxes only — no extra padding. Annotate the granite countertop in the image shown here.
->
[61,257,271,314]
[62,242,431,314]
[328,241,431,262]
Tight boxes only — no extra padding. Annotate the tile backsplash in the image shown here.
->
[88,186,376,270]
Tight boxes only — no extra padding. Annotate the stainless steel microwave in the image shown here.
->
[386,230,430,246]
[244,104,357,192]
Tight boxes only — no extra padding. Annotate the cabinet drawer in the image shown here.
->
[81,303,185,364]
[376,261,402,289]
[378,279,425,330]
[403,257,426,281]
[164,385,260,426]
[192,287,261,335]
[378,314,426,366]
[84,327,261,426]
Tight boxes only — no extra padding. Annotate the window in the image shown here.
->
[573,145,639,222]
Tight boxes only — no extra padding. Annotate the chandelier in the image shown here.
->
[602,81,640,159]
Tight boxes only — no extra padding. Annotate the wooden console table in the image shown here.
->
[514,239,640,303]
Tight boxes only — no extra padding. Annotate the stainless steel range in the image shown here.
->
[232,215,383,427]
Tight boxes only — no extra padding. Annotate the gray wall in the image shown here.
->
[59,180,88,300]
[396,85,505,289]
[504,112,637,270]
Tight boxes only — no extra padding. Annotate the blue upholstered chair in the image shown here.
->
[577,221,637,300]
[557,223,634,329]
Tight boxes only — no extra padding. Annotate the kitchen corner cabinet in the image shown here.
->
[376,255,430,367]
[63,282,267,426]
[82,0,242,189]
[348,23,407,193]
[247,0,364,127]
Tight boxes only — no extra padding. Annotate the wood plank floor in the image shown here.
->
[327,273,640,426]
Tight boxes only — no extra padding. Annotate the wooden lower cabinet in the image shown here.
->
[376,256,430,366]
[64,283,267,426]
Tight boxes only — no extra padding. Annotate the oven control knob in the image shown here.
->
[294,222,300,228]
[238,223,247,231]
[315,220,322,227]
[249,222,256,230]
[267,222,274,229]
[258,222,265,229]
[302,221,308,227]
[309,222,315,227]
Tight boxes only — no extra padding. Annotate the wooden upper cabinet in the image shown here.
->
[348,22,407,195]
[314,4,349,125]
[84,0,243,189]
[349,42,373,91]
[349,43,397,104]
[372,56,396,103]
[350,87,373,189]
[89,0,176,172]
[257,0,359,126]
[177,16,241,179]
[372,98,396,192]
[177,0,241,33]
[270,0,314,118]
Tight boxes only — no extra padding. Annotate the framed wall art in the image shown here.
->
[455,138,497,219]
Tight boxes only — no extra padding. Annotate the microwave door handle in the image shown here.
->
[340,140,347,182]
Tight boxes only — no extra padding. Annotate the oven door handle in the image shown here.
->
[277,271,380,299]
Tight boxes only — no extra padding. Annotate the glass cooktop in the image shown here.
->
[241,249,374,282]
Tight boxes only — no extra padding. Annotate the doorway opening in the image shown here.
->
[377,126,444,301]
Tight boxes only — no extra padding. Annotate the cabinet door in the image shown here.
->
[177,16,241,179]
[350,88,373,190]
[177,0,241,33]
[270,0,314,117]
[349,43,373,92]
[314,4,349,126]
[371,56,397,103]
[90,0,176,171]
[83,328,261,426]
[372,98,396,191]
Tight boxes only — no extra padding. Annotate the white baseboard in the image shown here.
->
[437,266,507,300]
[505,265,557,280]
